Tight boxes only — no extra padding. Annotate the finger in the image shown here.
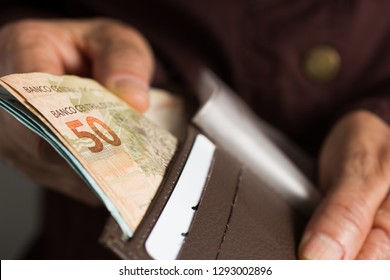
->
[299,176,390,259]
[82,19,154,112]
[357,193,390,259]
[0,20,66,75]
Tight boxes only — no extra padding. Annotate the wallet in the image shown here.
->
[101,125,307,260]
[100,71,319,260]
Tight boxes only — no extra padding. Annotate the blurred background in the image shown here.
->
[0,158,42,259]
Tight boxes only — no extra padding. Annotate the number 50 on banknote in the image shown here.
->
[0,73,178,238]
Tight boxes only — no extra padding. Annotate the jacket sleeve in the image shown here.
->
[344,84,390,124]
[330,1,390,127]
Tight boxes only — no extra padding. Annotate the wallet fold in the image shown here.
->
[100,125,307,259]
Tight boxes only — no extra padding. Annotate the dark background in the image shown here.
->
[0,159,42,259]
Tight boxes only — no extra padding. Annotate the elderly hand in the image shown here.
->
[299,110,390,259]
[0,18,154,205]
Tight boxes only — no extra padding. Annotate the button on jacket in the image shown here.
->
[1,0,390,259]
[2,0,390,153]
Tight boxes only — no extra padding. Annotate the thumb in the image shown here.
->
[298,179,386,259]
[84,19,154,112]
[299,112,390,259]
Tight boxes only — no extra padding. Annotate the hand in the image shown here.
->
[0,18,154,205]
[299,110,390,259]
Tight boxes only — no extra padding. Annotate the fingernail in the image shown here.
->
[300,233,344,260]
[110,77,149,112]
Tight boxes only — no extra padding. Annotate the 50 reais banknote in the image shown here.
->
[0,73,178,238]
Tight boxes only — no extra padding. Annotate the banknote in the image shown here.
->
[0,73,178,238]
[145,89,186,139]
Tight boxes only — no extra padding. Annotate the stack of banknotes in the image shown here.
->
[0,73,179,238]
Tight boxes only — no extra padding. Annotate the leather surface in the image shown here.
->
[100,125,307,259]
[216,168,306,259]
[177,147,241,259]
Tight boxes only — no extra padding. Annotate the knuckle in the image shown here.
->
[338,145,390,188]
[98,51,152,85]
[1,19,43,41]
[90,18,152,55]
[0,19,63,74]
[0,20,53,55]
[14,29,48,47]
[340,148,373,179]
[327,195,373,235]
[92,17,137,36]
[88,20,154,81]
[105,47,150,70]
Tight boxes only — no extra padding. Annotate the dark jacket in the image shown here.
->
[3,0,390,152]
[2,0,390,259]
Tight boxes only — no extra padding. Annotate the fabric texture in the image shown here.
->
[1,0,390,259]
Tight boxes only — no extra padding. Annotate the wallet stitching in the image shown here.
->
[215,165,244,259]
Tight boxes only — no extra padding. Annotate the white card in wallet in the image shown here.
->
[143,70,320,260]
[145,134,216,260]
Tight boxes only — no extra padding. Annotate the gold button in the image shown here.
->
[302,45,341,83]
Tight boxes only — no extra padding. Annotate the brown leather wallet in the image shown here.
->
[100,125,307,259]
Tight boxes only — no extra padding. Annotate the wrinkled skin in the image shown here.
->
[0,19,389,259]
[0,18,153,205]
